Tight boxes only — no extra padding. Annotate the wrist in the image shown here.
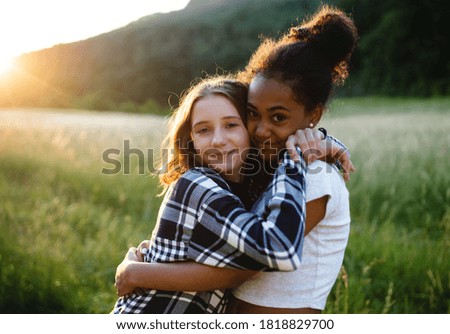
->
[126,261,148,289]
[122,261,137,289]
[318,127,327,140]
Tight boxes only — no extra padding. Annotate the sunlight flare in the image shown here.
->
[0,56,14,76]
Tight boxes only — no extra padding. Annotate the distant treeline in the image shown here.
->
[1,0,449,112]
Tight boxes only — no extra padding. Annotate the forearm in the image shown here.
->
[126,261,257,292]
[198,150,306,271]
[239,150,306,268]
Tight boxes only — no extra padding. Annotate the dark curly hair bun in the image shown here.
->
[289,6,358,83]
[238,5,358,111]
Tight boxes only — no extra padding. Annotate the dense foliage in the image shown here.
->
[0,0,448,111]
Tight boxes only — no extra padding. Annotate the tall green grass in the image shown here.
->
[322,99,449,313]
[0,111,165,313]
[0,98,449,313]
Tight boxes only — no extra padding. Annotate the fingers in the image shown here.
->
[136,240,150,262]
[342,158,356,173]
[136,250,144,262]
[285,128,325,164]
[124,247,140,262]
[137,240,150,253]
[341,166,350,182]
[314,128,325,141]
[115,281,130,297]
[286,128,356,180]
[317,127,327,140]
[333,148,356,181]
[303,128,323,164]
[124,247,137,259]
[286,135,300,162]
[115,260,134,296]
[310,129,325,164]
[300,128,313,156]
[339,153,356,182]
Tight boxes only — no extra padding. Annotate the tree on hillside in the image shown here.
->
[340,0,450,95]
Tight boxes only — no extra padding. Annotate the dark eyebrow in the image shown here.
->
[247,102,291,112]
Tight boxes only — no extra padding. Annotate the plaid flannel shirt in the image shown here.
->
[112,149,306,314]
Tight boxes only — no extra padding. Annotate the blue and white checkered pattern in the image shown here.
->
[112,149,306,314]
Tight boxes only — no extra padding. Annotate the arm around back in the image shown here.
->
[188,150,306,271]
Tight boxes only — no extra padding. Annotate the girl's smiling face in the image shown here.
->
[246,75,312,162]
[191,94,251,183]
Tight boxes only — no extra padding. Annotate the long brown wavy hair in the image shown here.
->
[157,75,248,193]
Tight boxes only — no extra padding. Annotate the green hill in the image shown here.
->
[1,0,448,111]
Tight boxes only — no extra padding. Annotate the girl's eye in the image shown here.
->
[247,109,259,118]
[272,114,287,122]
[226,122,239,129]
[195,128,209,134]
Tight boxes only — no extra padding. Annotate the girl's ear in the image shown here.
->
[309,104,325,127]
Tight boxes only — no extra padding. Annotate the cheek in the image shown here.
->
[246,120,257,138]
[289,114,310,133]
[234,133,251,162]
[241,133,251,150]
[274,127,293,143]
[191,137,206,153]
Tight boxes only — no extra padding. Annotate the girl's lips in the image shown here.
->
[206,149,239,159]
[225,149,239,156]
[254,140,282,151]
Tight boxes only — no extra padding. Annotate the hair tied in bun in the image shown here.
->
[290,27,311,42]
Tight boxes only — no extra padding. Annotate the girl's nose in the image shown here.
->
[211,129,226,147]
[254,121,271,139]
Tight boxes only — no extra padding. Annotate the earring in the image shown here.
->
[309,123,314,128]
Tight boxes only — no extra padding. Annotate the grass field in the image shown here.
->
[0,97,449,313]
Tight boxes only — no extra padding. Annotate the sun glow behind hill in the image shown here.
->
[0,56,14,76]
[1,0,189,62]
